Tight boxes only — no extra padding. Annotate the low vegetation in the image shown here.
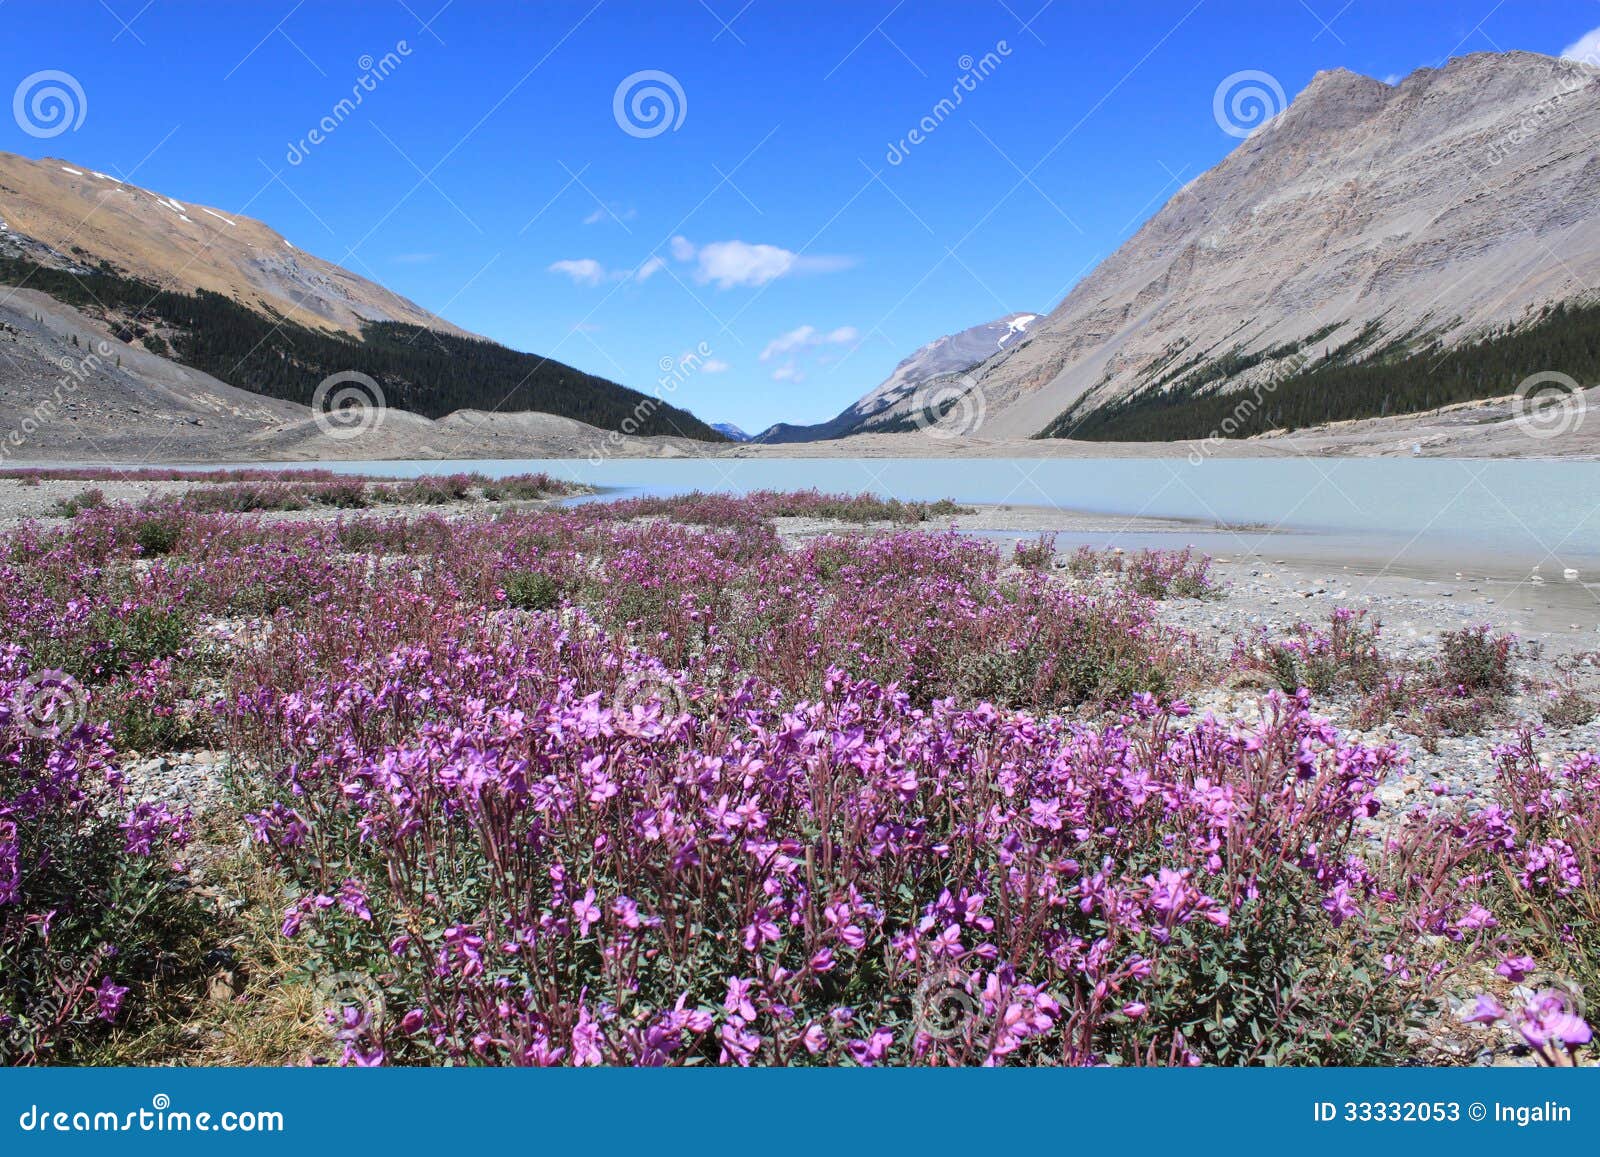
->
[1,492,1592,1067]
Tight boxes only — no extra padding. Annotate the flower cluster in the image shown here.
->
[1,489,1593,1067]
[0,646,193,1062]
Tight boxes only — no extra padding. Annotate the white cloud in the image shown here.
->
[701,358,731,373]
[547,258,608,287]
[583,203,637,226]
[770,362,804,383]
[548,255,668,286]
[1561,26,1600,65]
[695,240,800,288]
[760,324,859,361]
[761,325,817,361]
[669,236,855,289]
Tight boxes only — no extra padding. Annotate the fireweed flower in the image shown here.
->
[1461,995,1507,1025]
[573,888,601,937]
[94,978,129,1022]
[1518,993,1593,1052]
[1496,955,1536,982]
[17,494,1590,1067]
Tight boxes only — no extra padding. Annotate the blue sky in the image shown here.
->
[2,1,1598,432]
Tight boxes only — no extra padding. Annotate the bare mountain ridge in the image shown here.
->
[917,51,1600,440]
[758,311,1038,442]
[0,151,463,336]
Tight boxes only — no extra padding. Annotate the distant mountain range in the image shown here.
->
[756,312,1038,442]
[5,49,1600,460]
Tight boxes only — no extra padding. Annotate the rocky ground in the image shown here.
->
[776,503,1600,832]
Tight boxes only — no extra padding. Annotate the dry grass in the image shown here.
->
[87,809,323,1067]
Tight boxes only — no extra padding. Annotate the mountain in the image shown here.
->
[0,284,722,463]
[0,151,724,442]
[0,152,461,336]
[757,312,1037,442]
[712,422,752,441]
[944,52,1600,442]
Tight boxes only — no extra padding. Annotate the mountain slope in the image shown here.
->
[0,151,462,337]
[758,312,1037,442]
[0,152,724,441]
[0,287,723,463]
[960,52,1600,441]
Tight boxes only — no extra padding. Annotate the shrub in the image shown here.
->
[1125,548,1220,600]
[1543,688,1598,729]
[132,511,184,557]
[1066,545,1101,579]
[1,649,199,1064]
[1241,608,1387,695]
[51,488,105,518]
[1437,625,1517,695]
[503,571,564,612]
[232,625,1440,1067]
[1013,533,1057,571]
[1062,546,1220,600]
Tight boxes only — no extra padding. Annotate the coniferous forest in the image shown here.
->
[1041,302,1600,442]
[0,256,726,440]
